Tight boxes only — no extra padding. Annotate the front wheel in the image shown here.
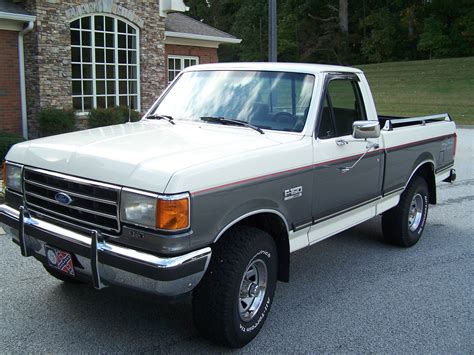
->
[192,226,278,348]
[382,176,429,247]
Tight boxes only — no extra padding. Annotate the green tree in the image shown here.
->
[361,7,401,62]
[229,0,268,61]
[417,15,451,59]
[184,0,474,64]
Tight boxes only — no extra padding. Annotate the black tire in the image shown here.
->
[382,176,429,247]
[192,226,278,348]
[43,265,84,284]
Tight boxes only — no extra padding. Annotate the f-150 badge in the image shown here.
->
[284,186,303,201]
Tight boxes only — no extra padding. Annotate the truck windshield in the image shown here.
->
[151,70,315,133]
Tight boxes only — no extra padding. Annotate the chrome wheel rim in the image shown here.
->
[238,259,267,322]
[408,193,424,232]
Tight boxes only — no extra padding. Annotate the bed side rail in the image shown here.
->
[382,113,452,131]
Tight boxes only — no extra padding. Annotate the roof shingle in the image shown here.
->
[0,0,32,16]
[165,12,237,39]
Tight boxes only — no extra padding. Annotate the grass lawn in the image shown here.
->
[358,57,474,126]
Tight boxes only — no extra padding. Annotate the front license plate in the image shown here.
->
[44,245,75,277]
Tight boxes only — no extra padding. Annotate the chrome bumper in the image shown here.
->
[0,204,211,296]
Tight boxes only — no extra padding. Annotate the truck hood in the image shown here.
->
[7,120,300,193]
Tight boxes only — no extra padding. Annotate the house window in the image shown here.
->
[70,15,140,112]
[168,56,199,82]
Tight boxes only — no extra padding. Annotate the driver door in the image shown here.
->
[309,74,383,243]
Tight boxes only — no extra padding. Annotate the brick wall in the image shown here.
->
[0,30,21,135]
[165,44,218,81]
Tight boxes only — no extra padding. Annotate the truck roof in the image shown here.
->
[182,62,362,75]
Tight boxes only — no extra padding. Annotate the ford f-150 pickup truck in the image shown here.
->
[1,63,456,347]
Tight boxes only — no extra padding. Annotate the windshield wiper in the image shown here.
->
[200,116,264,134]
[146,114,175,125]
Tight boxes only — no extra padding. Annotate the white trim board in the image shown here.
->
[165,31,242,45]
[0,12,36,22]
[165,36,220,48]
[0,18,24,31]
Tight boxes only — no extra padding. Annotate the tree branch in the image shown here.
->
[308,13,338,22]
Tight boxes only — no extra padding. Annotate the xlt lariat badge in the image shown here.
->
[284,186,303,201]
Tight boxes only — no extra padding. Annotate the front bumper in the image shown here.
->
[0,204,211,296]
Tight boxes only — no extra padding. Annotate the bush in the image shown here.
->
[0,131,24,161]
[39,108,76,136]
[89,106,140,128]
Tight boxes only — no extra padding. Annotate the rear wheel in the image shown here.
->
[382,176,429,247]
[192,226,278,348]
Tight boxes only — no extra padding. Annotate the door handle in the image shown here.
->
[336,139,349,146]
[338,142,379,174]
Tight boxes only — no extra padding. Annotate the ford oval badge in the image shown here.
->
[55,192,73,205]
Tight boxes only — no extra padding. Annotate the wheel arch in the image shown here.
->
[406,159,437,204]
[214,210,290,282]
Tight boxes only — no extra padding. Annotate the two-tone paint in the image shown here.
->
[3,62,456,289]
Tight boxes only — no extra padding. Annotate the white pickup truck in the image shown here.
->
[1,63,456,347]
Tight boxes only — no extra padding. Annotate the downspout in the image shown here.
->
[18,21,34,139]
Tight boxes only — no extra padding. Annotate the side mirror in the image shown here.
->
[352,121,380,139]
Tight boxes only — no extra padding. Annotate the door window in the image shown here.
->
[317,94,336,139]
[318,78,367,138]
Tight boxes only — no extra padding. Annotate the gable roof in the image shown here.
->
[0,0,35,21]
[165,12,241,44]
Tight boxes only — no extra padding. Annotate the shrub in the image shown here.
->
[89,106,140,128]
[0,131,24,161]
[39,108,76,136]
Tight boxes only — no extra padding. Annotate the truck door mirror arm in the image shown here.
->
[337,141,380,174]
[334,121,381,174]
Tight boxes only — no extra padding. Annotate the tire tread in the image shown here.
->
[192,226,276,347]
[382,176,428,247]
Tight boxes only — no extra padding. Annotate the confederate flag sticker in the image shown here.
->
[45,245,75,277]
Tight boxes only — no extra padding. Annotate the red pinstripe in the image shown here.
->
[191,133,455,196]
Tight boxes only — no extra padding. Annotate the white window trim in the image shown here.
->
[70,13,141,112]
[168,55,199,83]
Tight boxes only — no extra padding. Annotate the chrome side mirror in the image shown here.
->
[352,121,380,139]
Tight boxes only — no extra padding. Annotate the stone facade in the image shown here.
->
[0,30,21,135]
[0,0,233,138]
[22,0,167,137]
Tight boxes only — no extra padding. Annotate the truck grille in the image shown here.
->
[23,168,121,233]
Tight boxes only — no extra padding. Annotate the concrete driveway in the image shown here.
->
[0,128,472,353]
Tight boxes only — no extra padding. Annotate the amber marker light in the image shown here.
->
[156,196,190,231]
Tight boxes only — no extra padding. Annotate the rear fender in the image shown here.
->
[406,158,436,204]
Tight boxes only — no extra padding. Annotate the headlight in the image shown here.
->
[3,162,23,193]
[120,188,190,231]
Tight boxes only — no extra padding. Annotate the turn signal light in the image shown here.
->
[156,197,190,230]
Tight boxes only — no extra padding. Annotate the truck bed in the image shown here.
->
[379,113,456,197]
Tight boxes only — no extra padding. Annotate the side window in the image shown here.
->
[327,79,367,137]
[318,94,336,139]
